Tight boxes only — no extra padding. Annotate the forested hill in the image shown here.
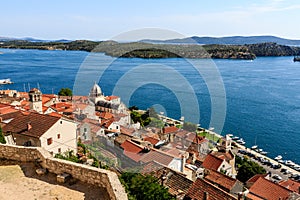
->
[0,39,299,60]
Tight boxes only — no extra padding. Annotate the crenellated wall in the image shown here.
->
[0,144,128,200]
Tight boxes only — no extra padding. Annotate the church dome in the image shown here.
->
[90,82,102,97]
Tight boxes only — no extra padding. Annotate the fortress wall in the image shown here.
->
[0,144,127,200]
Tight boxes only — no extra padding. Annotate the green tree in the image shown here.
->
[236,156,266,183]
[182,122,197,132]
[58,88,72,96]
[0,126,6,144]
[120,172,175,200]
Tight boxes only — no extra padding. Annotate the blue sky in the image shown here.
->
[1,0,300,40]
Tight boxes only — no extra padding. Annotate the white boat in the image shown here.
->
[0,78,13,84]
[275,155,283,160]
[237,138,245,145]
[232,136,239,140]
[251,145,258,150]
[261,151,268,155]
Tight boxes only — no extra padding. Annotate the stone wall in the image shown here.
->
[0,144,128,200]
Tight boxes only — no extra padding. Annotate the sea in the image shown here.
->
[1,48,300,164]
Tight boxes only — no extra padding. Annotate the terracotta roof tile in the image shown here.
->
[163,126,179,134]
[279,179,300,193]
[98,112,114,120]
[186,178,238,200]
[3,112,60,138]
[249,177,291,200]
[204,170,240,191]
[105,96,119,101]
[120,126,135,136]
[140,150,174,166]
[120,140,144,162]
[144,136,159,145]
[202,154,224,171]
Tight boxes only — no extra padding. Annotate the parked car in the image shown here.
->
[272,174,282,181]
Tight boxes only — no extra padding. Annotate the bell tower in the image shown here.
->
[29,88,43,114]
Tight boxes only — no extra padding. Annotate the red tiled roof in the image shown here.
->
[120,140,144,162]
[98,112,114,120]
[279,179,300,193]
[101,118,114,128]
[212,151,234,162]
[248,177,291,200]
[2,112,60,138]
[140,150,174,166]
[120,126,135,136]
[142,163,193,196]
[186,178,238,200]
[144,136,159,145]
[105,96,119,101]
[205,170,239,191]
[163,126,179,134]
[246,174,267,184]
[202,154,224,171]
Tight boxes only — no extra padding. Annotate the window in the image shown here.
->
[84,128,87,132]
[60,121,62,124]
[57,134,60,139]
[47,138,53,145]
[116,126,119,129]
[58,148,61,153]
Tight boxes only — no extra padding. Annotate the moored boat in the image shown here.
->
[251,145,258,150]
[0,78,13,85]
[275,155,283,160]
[294,56,300,62]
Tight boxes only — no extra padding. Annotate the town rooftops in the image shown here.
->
[163,126,179,134]
[279,179,300,194]
[139,149,174,166]
[105,96,119,101]
[120,140,144,162]
[186,178,238,200]
[204,169,240,192]
[202,153,224,171]
[248,177,292,200]
[2,112,61,138]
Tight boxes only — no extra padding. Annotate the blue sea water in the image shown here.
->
[1,48,300,163]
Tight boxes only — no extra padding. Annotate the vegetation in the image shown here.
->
[235,156,266,183]
[198,131,220,143]
[4,39,300,60]
[55,140,108,169]
[120,172,175,200]
[58,87,73,96]
[0,126,6,144]
[130,107,164,128]
[182,121,197,132]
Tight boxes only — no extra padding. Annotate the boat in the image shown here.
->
[232,136,239,140]
[294,56,300,62]
[275,155,283,160]
[251,145,258,150]
[261,151,268,155]
[236,138,245,145]
[0,78,13,85]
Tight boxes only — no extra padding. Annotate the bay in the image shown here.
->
[1,48,300,163]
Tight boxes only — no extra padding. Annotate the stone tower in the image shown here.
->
[29,88,43,114]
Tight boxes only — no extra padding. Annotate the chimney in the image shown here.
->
[204,191,209,200]
[27,122,32,131]
[181,154,186,173]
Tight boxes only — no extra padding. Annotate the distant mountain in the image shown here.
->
[0,36,71,43]
[141,36,300,46]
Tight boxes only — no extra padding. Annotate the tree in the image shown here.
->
[236,156,266,183]
[182,122,197,132]
[58,88,72,96]
[0,126,6,144]
[120,172,175,200]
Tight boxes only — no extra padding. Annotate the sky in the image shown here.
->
[1,0,300,40]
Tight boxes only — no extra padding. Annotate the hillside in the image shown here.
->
[1,39,300,60]
[142,36,300,46]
